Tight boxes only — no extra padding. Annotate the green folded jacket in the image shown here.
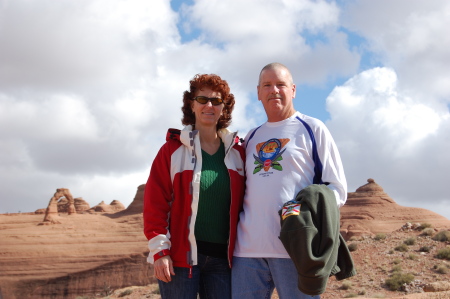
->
[279,184,357,296]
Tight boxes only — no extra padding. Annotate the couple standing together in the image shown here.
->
[143,63,348,299]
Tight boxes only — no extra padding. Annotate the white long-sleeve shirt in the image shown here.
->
[234,111,347,258]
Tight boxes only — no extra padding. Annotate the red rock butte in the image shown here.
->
[340,178,450,240]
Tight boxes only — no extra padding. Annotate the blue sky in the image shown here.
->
[170,0,366,122]
[170,0,382,123]
[0,0,449,220]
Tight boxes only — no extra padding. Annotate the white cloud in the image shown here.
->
[333,0,450,219]
[327,67,450,218]
[329,68,442,152]
[180,0,359,85]
[185,0,339,43]
[342,0,450,101]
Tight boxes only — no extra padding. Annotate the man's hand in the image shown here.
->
[154,255,175,282]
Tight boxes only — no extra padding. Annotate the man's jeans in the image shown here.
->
[158,253,231,299]
[231,257,320,299]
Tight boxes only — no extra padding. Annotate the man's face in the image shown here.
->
[257,67,296,122]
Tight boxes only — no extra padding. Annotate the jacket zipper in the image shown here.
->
[225,134,235,268]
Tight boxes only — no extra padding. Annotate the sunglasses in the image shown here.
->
[193,96,224,106]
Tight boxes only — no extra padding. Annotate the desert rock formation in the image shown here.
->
[74,197,90,212]
[125,184,145,214]
[35,197,89,215]
[110,199,125,211]
[340,178,450,240]
[88,200,125,213]
[113,184,144,216]
[57,197,90,213]
[41,188,76,224]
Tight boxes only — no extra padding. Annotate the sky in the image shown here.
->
[0,0,449,220]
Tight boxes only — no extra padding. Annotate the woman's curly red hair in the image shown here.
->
[181,74,235,130]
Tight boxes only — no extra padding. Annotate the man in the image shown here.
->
[232,63,347,298]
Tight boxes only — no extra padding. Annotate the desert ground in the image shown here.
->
[0,211,154,299]
[1,211,449,299]
[103,227,450,299]
[1,180,449,298]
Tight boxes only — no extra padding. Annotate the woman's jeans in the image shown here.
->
[158,253,231,299]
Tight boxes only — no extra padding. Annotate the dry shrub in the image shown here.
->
[419,246,431,252]
[118,289,133,297]
[348,243,358,252]
[374,233,386,241]
[421,228,435,236]
[408,253,418,261]
[392,258,402,265]
[436,265,448,274]
[391,265,402,273]
[418,223,432,230]
[432,230,450,242]
[436,247,450,260]
[340,281,352,290]
[403,237,416,245]
[395,243,408,252]
[385,272,414,291]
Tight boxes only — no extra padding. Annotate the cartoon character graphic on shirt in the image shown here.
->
[253,138,290,174]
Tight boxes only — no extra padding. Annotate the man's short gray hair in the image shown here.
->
[258,62,294,86]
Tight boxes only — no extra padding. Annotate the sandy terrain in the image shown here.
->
[1,180,449,298]
[3,212,447,298]
[0,212,155,299]
[103,227,450,299]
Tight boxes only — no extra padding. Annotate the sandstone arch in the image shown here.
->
[41,188,76,224]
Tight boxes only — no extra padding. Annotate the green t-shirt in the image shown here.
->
[194,141,231,244]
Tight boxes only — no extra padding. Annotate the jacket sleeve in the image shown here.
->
[143,141,174,263]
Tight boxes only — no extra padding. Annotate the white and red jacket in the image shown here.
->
[143,125,246,270]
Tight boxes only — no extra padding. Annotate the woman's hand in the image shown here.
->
[154,255,175,282]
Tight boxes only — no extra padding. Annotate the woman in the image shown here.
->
[143,74,246,299]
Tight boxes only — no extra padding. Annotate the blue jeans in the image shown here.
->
[158,253,231,299]
[231,257,320,299]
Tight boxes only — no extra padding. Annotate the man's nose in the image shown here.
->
[270,85,280,93]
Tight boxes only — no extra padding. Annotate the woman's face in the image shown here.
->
[191,87,224,129]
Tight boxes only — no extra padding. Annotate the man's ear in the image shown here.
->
[257,85,261,101]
